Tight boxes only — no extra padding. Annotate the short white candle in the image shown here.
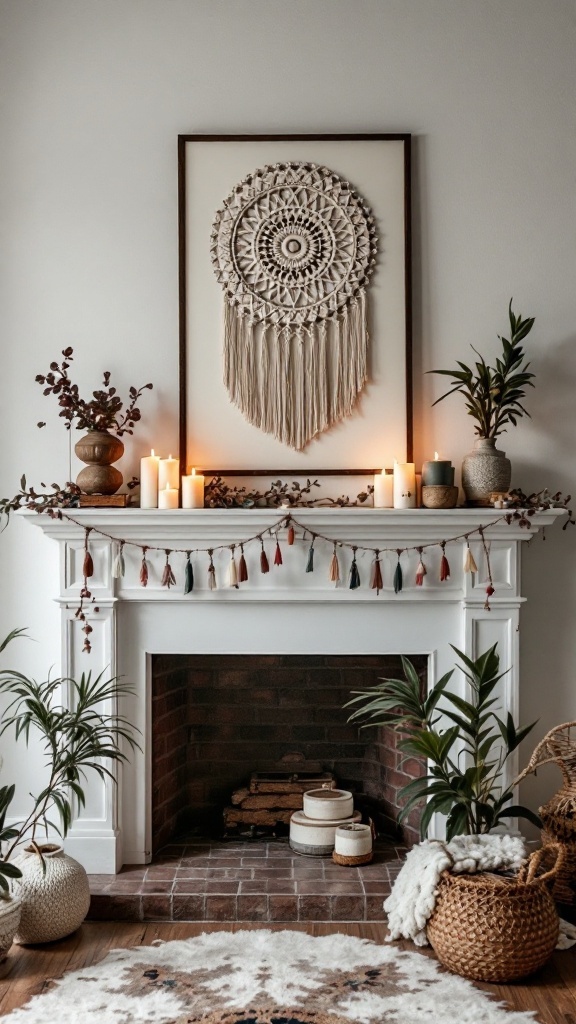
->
[158,454,180,491]
[140,449,160,509]
[393,461,416,509]
[373,470,394,508]
[158,482,179,510]
[182,468,205,509]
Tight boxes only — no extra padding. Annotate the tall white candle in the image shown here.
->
[158,454,180,491]
[140,449,160,509]
[373,470,394,508]
[158,482,179,510]
[393,461,416,509]
[182,468,205,509]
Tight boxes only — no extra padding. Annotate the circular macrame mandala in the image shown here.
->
[211,161,378,451]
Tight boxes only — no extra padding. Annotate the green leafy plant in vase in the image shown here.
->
[429,300,535,506]
[346,644,540,840]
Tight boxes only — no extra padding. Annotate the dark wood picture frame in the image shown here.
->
[178,133,412,477]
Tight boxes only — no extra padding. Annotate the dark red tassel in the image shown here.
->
[274,540,283,566]
[370,551,383,594]
[83,551,94,579]
[484,584,495,611]
[239,545,248,583]
[440,543,450,582]
[260,542,270,574]
[161,550,176,589]
[287,524,295,545]
[140,549,149,587]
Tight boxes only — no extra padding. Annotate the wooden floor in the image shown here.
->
[0,921,575,1022]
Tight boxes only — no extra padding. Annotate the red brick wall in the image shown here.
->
[151,654,427,853]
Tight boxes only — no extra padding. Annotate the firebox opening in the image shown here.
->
[151,654,427,856]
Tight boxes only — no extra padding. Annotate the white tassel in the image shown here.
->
[112,543,125,579]
[229,549,239,588]
[464,545,479,574]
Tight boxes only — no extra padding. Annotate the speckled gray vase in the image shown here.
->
[13,844,90,944]
[461,438,511,506]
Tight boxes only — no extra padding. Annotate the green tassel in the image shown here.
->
[184,555,194,594]
[394,557,403,594]
[306,543,315,573]
[349,554,360,590]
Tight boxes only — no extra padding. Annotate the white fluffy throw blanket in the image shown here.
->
[384,833,527,946]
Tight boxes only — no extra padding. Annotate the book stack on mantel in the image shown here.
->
[79,494,128,508]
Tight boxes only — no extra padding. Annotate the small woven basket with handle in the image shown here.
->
[516,721,576,904]
[426,844,563,982]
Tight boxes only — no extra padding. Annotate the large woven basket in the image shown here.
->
[426,844,563,983]
[516,721,576,904]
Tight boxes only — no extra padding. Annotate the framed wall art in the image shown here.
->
[178,133,412,477]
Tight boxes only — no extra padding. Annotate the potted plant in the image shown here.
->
[36,348,153,495]
[429,301,535,505]
[346,644,540,839]
[0,628,139,945]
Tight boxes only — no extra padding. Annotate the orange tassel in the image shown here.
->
[329,546,340,584]
[238,545,248,583]
[440,543,450,581]
[260,542,270,574]
[370,552,383,594]
[161,551,176,589]
[274,540,283,566]
[83,551,93,579]
[287,524,295,545]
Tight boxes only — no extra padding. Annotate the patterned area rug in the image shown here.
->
[5,929,537,1023]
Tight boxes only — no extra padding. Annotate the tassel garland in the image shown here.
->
[306,541,315,573]
[287,524,295,545]
[370,551,383,594]
[140,549,149,588]
[440,543,450,582]
[415,548,427,586]
[394,552,403,594]
[329,545,340,584]
[238,545,248,583]
[260,541,270,574]
[274,539,283,566]
[112,542,125,579]
[161,550,176,589]
[229,546,239,588]
[184,553,194,594]
[464,543,478,574]
[208,550,217,590]
[349,549,360,590]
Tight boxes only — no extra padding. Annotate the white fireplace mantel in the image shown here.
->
[25,507,564,872]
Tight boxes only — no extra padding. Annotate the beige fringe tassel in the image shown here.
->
[223,294,368,451]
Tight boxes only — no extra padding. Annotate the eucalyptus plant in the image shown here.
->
[346,644,540,840]
[0,629,140,878]
[429,300,535,438]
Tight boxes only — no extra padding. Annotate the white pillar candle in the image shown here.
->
[158,454,180,491]
[373,470,394,508]
[393,461,416,509]
[140,449,160,509]
[182,469,205,509]
[158,483,179,510]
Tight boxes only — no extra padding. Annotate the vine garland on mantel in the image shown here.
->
[49,506,560,654]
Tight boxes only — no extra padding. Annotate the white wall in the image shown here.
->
[1,0,575,825]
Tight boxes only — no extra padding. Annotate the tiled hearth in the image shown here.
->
[88,838,405,923]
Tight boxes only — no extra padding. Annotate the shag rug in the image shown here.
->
[5,929,538,1024]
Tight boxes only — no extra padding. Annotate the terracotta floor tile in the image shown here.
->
[331,895,366,920]
[172,894,205,920]
[142,894,172,920]
[205,895,237,921]
[237,895,269,921]
[269,895,299,920]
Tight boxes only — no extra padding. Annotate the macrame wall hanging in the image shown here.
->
[210,161,378,451]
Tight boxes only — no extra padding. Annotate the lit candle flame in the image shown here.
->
[434,451,439,461]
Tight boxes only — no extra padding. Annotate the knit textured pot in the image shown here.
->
[461,437,511,506]
[12,844,90,944]
[0,896,21,961]
[74,429,124,495]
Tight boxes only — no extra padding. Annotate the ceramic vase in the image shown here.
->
[13,844,90,944]
[74,429,124,495]
[461,438,511,506]
[0,897,21,961]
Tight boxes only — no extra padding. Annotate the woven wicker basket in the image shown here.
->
[426,844,563,982]
[516,721,576,904]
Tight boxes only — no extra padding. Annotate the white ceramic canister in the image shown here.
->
[334,823,373,858]
[302,789,354,821]
[290,809,362,855]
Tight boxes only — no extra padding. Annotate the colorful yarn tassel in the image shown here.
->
[393,553,403,594]
[329,545,340,584]
[140,550,149,588]
[208,551,217,590]
[184,554,194,594]
[274,540,283,566]
[238,545,248,583]
[349,550,361,590]
[464,544,478,574]
[260,542,270,574]
[229,548,239,588]
[287,524,295,545]
[440,543,450,582]
[112,542,125,579]
[161,551,176,589]
[415,550,427,587]
[370,552,383,594]
[306,542,315,573]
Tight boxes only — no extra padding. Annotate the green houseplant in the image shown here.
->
[429,301,536,505]
[346,644,540,840]
[0,628,139,945]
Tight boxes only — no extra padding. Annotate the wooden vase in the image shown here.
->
[74,429,124,495]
